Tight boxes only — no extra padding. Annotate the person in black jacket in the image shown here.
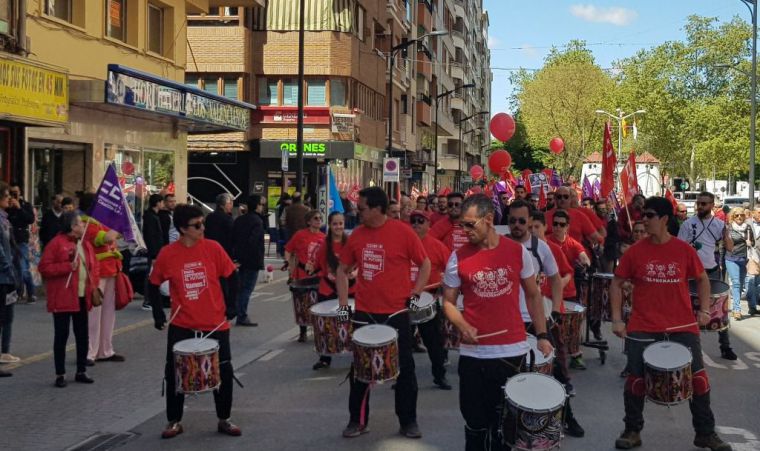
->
[7,184,36,303]
[142,194,166,309]
[231,194,266,326]
[40,194,64,248]
[205,193,234,257]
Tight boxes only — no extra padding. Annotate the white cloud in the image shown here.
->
[488,35,501,49]
[570,4,638,26]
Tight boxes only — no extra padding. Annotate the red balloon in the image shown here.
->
[489,113,516,142]
[549,137,564,154]
[488,150,512,174]
[469,165,484,181]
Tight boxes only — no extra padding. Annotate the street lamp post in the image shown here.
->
[741,0,757,207]
[457,111,489,190]
[434,83,475,191]
[594,108,646,161]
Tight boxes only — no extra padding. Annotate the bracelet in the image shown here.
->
[536,332,550,341]
[698,310,710,316]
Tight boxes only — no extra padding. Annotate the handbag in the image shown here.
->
[114,271,134,310]
[91,287,103,307]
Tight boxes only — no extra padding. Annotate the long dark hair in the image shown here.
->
[325,211,346,272]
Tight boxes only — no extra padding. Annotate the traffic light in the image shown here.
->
[672,177,690,192]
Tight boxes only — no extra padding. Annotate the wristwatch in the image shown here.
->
[536,332,550,341]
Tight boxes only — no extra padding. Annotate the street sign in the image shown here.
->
[383,158,400,183]
[401,168,413,179]
[462,175,472,183]
[281,147,289,171]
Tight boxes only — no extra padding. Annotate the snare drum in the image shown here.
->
[173,338,221,394]
[441,295,464,350]
[310,299,355,355]
[590,273,632,322]
[526,334,555,375]
[643,341,693,406]
[289,277,320,326]
[351,324,399,383]
[410,292,438,325]
[689,279,730,332]
[560,301,586,355]
[502,373,566,450]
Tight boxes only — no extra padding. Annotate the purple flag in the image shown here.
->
[89,164,137,243]
[609,190,623,215]
[550,169,563,188]
[582,176,593,199]
[592,179,602,201]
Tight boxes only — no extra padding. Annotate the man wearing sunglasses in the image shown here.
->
[430,192,469,251]
[610,197,731,451]
[441,194,552,450]
[676,192,737,361]
[546,187,604,248]
[409,209,452,390]
[336,187,430,439]
[430,194,449,224]
[148,204,242,439]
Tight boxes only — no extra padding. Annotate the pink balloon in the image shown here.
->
[549,137,564,154]
[469,165,485,181]
[490,113,516,142]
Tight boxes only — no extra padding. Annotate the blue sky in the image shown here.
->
[483,0,752,115]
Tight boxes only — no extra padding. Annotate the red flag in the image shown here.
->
[665,189,679,214]
[601,122,617,198]
[620,151,639,204]
[538,183,547,209]
[521,169,532,191]
[438,187,452,196]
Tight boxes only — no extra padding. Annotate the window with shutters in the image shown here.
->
[306,79,326,106]
[258,77,278,105]
[282,79,299,106]
[223,78,238,100]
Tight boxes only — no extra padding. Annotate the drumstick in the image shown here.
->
[665,322,698,331]
[474,329,509,339]
[199,320,227,341]
[423,282,441,291]
[167,305,182,325]
[386,308,409,321]
[624,336,656,343]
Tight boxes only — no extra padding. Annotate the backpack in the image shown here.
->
[526,234,544,274]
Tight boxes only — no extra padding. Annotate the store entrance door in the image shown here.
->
[29,141,87,210]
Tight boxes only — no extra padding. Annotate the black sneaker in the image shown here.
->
[564,417,585,437]
[74,373,94,384]
[615,430,642,449]
[720,348,738,361]
[694,432,732,451]
[85,359,95,367]
[342,422,369,438]
[434,378,452,390]
[565,383,576,397]
[54,376,67,388]
[312,360,330,370]
[748,308,759,316]
[399,422,422,439]
[141,303,152,311]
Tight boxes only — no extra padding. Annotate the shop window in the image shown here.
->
[282,79,299,106]
[258,77,277,105]
[45,0,71,22]
[0,0,12,34]
[144,150,175,194]
[203,77,219,96]
[105,0,137,46]
[330,78,346,107]
[223,78,238,100]
[147,3,163,55]
[306,78,326,106]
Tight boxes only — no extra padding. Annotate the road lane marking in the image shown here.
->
[716,426,759,451]
[261,293,292,303]
[258,349,284,361]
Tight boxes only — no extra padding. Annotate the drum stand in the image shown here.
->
[578,272,609,363]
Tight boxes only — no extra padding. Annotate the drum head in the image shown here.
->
[160,281,170,296]
[418,292,436,308]
[505,373,566,411]
[352,324,398,346]
[563,301,586,314]
[526,334,554,364]
[290,277,320,289]
[592,272,614,280]
[688,279,730,297]
[643,341,692,370]
[310,299,356,315]
[456,294,464,310]
[173,338,219,354]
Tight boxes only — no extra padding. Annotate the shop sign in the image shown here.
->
[280,142,327,157]
[331,113,355,137]
[401,168,413,179]
[254,106,331,124]
[0,57,68,125]
[257,140,354,160]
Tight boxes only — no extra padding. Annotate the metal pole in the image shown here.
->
[295,0,305,193]
[750,0,757,208]
[434,96,439,192]
[617,110,623,162]
[458,119,463,191]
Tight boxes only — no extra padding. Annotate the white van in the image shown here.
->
[673,191,701,215]
[722,196,750,209]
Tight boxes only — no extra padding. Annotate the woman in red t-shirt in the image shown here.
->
[285,210,325,341]
[307,212,356,370]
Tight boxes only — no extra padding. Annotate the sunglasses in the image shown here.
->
[461,218,484,230]
[448,202,462,208]
[311,217,323,222]
[556,194,571,200]
[410,217,428,225]
[697,201,711,206]
[552,221,568,228]
[187,221,205,230]
[677,210,687,213]
[508,217,527,225]
[643,212,659,219]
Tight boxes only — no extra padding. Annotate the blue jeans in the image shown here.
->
[17,242,34,298]
[725,259,747,312]
[747,274,760,310]
[236,267,259,322]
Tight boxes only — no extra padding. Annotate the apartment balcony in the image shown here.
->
[439,68,455,93]
[451,63,464,81]
[452,29,465,49]
[387,0,413,33]
[416,51,432,80]
[417,96,432,126]
[387,63,412,91]
[417,1,433,32]
[433,105,456,137]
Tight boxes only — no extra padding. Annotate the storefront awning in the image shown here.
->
[70,65,255,134]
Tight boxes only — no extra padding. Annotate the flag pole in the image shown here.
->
[65,216,91,288]
[616,152,633,233]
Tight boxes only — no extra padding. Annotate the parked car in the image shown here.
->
[722,196,750,209]
[673,191,701,215]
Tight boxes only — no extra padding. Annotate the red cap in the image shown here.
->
[410,210,431,221]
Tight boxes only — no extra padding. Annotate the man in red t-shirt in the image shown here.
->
[409,209,452,390]
[546,186,603,247]
[430,194,448,224]
[610,196,730,451]
[336,187,430,439]
[430,192,469,251]
[148,204,242,440]
[441,194,552,449]
[618,194,645,241]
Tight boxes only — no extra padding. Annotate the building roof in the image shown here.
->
[583,151,660,164]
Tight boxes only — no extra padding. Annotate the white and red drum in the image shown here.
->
[688,279,730,332]
[289,277,320,326]
[525,334,555,376]
[409,292,439,325]
[441,294,464,350]
[502,373,566,450]
[173,338,221,394]
[590,272,632,322]
[560,301,586,355]
[643,341,693,406]
[351,324,399,384]
[310,299,355,355]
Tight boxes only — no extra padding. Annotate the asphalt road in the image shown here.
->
[2,266,760,451]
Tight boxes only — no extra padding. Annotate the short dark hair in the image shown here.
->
[304,209,321,223]
[644,196,674,221]
[0,181,9,199]
[61,197,74,207]
[554,209,570,223]
[359,186,388,214]
[531,210,545,224]
[174,204,204,233]
[78,192,95,213]
[461,194,494,218]
[60,212,80,234]
[632,194,646,203]
[447,192,464,201]
[509,199,533,216]
[148,193,164,209]
[581,197,594,204]
[247,194,263,209]
[698,191,715,202]
[164,193,176,201]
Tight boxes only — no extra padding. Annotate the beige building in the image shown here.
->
[3,0,256,218]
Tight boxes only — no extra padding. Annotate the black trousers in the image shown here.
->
[624,332,715,435]
[459,355,526,451]
[165,325,233,422]
[417,310,446,381]
[52,297,89,375]
[348,310,417,427]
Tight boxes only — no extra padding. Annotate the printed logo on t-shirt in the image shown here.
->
[452,226,469,251]
[644,260,681,284]
[361,244,385,281]
[182,261,208,300]
[410,264,419,282]
[307,241,320,263]
[469,266,514,298]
